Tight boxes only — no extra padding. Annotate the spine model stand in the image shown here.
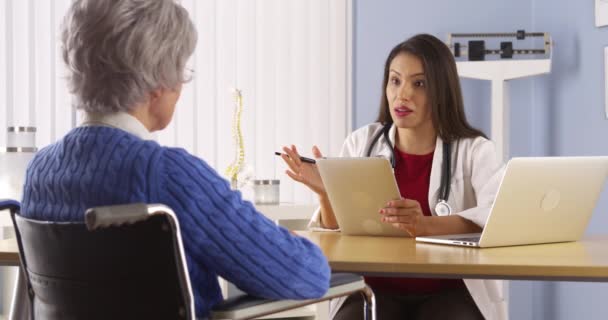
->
[225,89,246,189]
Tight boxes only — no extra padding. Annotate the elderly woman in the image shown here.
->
[20,0,330,318]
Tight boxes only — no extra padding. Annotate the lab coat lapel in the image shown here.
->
[428,136,443,215]
[387,125,442,215]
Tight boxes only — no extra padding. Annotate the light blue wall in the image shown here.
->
[530,1,608,319]
[353,0,608,319]
[353,0,540,157]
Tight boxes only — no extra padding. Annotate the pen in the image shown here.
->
[274,152,316,164]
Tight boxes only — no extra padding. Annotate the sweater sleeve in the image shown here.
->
[155,148,330,299]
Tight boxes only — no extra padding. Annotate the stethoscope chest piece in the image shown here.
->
[435,200,452,216]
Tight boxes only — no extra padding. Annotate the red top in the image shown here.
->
[364,147,464,294]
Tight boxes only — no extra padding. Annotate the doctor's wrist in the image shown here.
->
[317,192,330,202]
[318,193,339,229]
[416,216,432,236]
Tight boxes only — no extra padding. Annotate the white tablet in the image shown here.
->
[316,157,406,237]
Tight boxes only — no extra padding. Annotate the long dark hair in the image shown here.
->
[375,34,486,142]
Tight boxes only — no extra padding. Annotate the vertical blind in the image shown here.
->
[0,0,352,205]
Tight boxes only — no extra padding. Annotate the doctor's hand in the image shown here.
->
[280,145,326,196]
[379,198,428,237]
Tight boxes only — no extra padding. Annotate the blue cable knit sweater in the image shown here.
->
[21,126,331,318]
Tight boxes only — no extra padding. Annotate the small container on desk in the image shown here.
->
[253,179,280,205]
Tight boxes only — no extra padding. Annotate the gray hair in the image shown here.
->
[62,0,197,113]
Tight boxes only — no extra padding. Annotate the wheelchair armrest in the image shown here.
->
[211,273,366,320]
[0,199,20,213]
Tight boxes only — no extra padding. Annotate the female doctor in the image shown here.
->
[280,34,508,320]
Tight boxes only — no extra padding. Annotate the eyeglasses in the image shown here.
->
[183,67,195,82]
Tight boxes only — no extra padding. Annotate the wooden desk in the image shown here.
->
[3,233,608,281]
[0,238,19,266]
[296,231,608,282]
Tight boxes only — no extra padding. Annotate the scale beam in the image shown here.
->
[448,31,553,162]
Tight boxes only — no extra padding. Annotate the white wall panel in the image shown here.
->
[308,0,328,156]
[52,0,74,141]
[215,0,238,180]
[0,0,7,147]
[329,0,349,157]
[175,0,196,152]
[194,0,218,167]
[33,0,53,147]
[254,0,277,181]
[10,0,31,126]
[236,0,256,186]
[5,0,14,130]
[274,0,292,201]
[290,0,312,204]
[1,0,352,205]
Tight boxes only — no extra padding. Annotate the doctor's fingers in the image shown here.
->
[281,147,302,171]
[379,206,420,216]
[280,155,300,174]
[281,146,303,166]
[287,145,303,166]
[285,169,306,184]
[312,145,324,158]
[386,198,420,209]
[382,214,418,224]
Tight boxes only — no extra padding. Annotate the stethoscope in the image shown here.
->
[366,123,453,216]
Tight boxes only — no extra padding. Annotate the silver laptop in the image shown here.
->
[416,156,608,248]
[316,157,405,236]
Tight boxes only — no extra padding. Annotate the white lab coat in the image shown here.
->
[309,122,509,320]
